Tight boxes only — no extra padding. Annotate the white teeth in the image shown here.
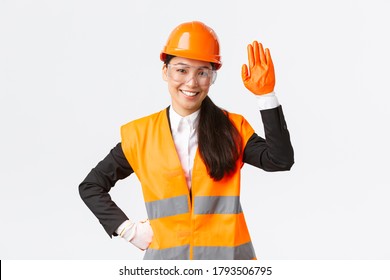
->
[181,90,198,97]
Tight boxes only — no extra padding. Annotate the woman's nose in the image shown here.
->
[185,74,199,86]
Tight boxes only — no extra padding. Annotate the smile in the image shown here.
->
[180,90,199,97]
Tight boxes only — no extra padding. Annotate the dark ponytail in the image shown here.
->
[198,96,242,181]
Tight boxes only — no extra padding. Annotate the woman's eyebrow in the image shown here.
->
[173,62,212,69]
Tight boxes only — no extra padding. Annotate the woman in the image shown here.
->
[79,21,294,260]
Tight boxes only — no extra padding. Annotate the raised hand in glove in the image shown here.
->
[241,41,275,95]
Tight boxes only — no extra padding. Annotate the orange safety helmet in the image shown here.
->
[160,21,222,70]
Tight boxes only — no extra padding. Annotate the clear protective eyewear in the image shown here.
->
[167,63,217,86]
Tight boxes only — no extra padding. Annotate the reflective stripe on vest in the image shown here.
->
[144,242,256,260]
[193,241,256,260]
[146,195,242,219]
[144,245,190,260]
[144,242,255,260]
[145,195,189,220]
[194,196,242,214]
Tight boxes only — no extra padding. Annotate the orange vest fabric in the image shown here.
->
[121,108,255,260]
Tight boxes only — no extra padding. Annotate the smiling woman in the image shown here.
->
[79,20,294,260]
[163,56,213,116]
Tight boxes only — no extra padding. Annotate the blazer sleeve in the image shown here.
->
[79,143,134,237]
[243,105,294,171]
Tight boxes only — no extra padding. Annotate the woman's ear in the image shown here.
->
[162,64,168,81]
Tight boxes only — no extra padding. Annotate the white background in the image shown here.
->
[1,0,389,260]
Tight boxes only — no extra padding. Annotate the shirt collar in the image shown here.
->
[169,106,200,132]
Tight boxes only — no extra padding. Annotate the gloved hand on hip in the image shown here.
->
[130,220,153,251]
[119,219,153,251]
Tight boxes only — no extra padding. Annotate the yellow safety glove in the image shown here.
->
[241,41,275,95]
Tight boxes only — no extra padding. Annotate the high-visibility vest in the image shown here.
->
[121,108,256,260]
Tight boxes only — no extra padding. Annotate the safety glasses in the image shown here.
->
[167,63,217,86]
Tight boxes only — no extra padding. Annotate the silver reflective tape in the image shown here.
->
[194,196,242,214]
[143,245,190,260]
[193,242,256,260]
[145,195,189,220]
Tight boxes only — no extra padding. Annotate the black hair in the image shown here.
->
[198,97,242,180]
[164,55,242,181]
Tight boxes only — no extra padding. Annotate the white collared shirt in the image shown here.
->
[169,107,200,190]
